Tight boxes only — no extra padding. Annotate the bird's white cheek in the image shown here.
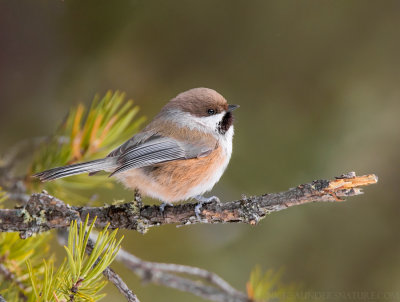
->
[197,113,225,131]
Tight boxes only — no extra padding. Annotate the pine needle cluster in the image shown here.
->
[27,216,123,302]
[29,91,145,202]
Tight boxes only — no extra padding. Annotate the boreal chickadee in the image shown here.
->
[34,88,239,217]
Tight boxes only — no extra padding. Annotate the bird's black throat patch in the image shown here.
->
[217,111,233,135]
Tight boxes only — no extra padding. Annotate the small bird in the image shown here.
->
[34,88,239,216]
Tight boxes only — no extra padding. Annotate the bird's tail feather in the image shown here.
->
[33,158,117,182]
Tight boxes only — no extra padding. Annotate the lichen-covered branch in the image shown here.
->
[0,172,377,237]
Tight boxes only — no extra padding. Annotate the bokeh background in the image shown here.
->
[1,1,400,301]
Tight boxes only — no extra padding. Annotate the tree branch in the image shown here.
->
[0,172,377,237]
[115,246,249,302]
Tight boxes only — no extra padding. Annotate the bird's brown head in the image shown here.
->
[162,88,239,135]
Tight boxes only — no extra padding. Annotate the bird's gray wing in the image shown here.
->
[107,131,154,158]
[109,134,214,176]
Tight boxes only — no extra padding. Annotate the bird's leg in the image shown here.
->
[194,195,221,220]
[159,202,174,214]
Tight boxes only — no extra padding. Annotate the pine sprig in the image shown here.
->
[246,266,301,302]
[0,232,50,301]
[27,215,123,302]
[29,91,146,202]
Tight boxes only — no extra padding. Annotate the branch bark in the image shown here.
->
[0,172,377,237]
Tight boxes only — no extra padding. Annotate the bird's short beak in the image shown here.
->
[227,104,240,112]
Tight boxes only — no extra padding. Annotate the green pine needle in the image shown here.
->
[0,232,50,301]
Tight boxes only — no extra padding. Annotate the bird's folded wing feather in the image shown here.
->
[108,134,215,176]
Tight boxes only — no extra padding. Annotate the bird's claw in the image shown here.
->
[159,202,173,214]
[194,195,221,220]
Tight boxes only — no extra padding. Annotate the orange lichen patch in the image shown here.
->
[249,219,257,225]
[202,209,238,221]
[328,192,345,202]
[48,217,70,226]
[325,174,378,192]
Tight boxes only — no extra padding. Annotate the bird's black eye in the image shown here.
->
[207,109,215,115]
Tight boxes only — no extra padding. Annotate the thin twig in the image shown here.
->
[102,267,140,302]
[116,247,248,302]
[119,256,242,297]
[0,172,378,237]
[87,240,141,302]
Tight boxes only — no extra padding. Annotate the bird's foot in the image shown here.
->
[194,195,221,220]
[134,189,142,203]
[159,202,174,214]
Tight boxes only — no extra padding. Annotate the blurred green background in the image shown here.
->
[1,1,399,301]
